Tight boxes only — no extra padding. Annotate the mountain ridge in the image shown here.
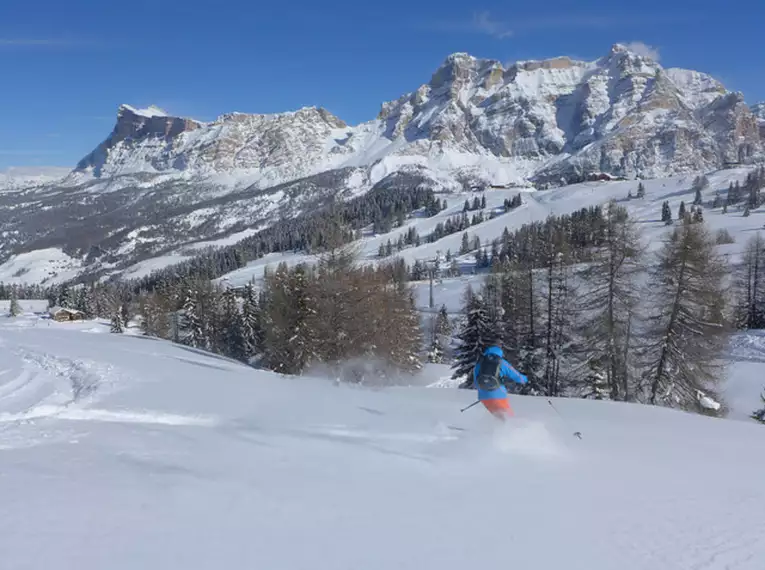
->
[1,44,763,284]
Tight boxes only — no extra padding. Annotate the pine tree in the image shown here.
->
[220,289,247,361]
[574,202,643,401]
[661,201,672,225]
[641,222,730,412]
[540,224,574,397]
[744,205,751,217]
[110,304,124,334]
[678,201,687,220]
[752,392,765,424]
[692,207,704,224]
[263,264,317,374]
[451,288,498,386]
[737,233,765,330]
[8,290,21,317]
[480,195,487,209]
[580,356,610,400]
[693,188,703,206]
[459,232,470,255]
[181,288,207,349]
[637,182,646,199]
[241,283,264,361]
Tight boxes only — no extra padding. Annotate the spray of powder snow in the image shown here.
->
[489,419,570,459]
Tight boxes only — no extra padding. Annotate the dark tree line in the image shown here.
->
[134,250,423,381]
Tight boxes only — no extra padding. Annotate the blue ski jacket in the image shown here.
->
[472,346,528,400]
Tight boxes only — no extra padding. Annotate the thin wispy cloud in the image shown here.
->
[472,11,513,39]
[623,41,661,62]
[428,12,681,38]
[429,12,621,38]
[430,11,513,39]
[0,150,63,156]
[0,38,87,48]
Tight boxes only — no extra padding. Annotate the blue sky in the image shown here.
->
[1,0,762,170]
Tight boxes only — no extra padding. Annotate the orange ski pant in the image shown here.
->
[481,397,513,419]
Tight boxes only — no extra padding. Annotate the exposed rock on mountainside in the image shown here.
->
[1,44,763,284]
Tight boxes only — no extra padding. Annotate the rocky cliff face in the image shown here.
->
[70,45,762,187]
[75,104,350,182]
[752,102,765,139]
[376,44,762,183]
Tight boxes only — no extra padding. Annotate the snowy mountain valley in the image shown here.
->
[2,42,765,569]
[1,43,764,284]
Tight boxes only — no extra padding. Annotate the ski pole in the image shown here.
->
[547,399,582,439]
[461,400,481,413]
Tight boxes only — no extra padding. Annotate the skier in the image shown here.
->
[472,344,527,420]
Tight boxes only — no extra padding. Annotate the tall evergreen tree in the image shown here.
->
[241,283,264,362]
[540,223,575,397]
[220,289,247,362]
[181,288,207,349]
[661,201,672,225]
[737,233,765,330]
[640,222,730,412]
[637,182,646,199]
[8,290,21,317]
[110,303,124,334]
[574,202,643,401]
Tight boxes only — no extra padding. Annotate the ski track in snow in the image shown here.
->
[0,336,219,450]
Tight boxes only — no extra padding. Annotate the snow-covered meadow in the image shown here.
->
[0,314,764,569]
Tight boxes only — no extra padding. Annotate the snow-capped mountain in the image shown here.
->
[1,44,763,283]
[0,166,70,192]
[72,44,763,187]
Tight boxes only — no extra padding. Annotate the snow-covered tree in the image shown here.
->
[220,289,247,362]
[428,305,452,364]
[451,287,499,386]
[579,356,610,400]
[263,263,317,374]
[637,182,646,199]
[640,222,730,412]
[8,290,21,317]
[110,305,124,334]
[181,288,207,349]
[241,283,264,362]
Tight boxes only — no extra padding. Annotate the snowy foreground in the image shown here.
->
[1,319,764,570]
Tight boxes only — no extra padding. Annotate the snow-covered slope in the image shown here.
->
[0,318,763,569]
[218,166,762,287]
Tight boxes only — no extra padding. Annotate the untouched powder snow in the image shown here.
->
[1,317,764,570]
